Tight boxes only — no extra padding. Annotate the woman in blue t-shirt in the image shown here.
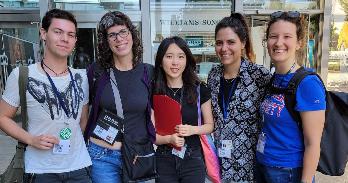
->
[256,11,326,183]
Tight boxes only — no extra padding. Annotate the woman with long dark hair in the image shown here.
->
[153,36,214,183]
[207,13,271,182]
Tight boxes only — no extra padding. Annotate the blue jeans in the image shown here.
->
[23,167,92,183]
[87,142,122,183]
[155,145,206,183]
[255,162,315,183]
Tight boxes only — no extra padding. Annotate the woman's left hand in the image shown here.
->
[175,124,196,137]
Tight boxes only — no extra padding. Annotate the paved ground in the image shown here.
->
[1,129,347,182]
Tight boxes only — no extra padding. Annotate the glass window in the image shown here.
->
[0,27,39,94]
[243,0,320,10]
[328,0,348,92]
[0,0,39,8]
[54,0,140,11]
[150,0,231,81]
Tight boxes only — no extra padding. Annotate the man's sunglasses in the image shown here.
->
[270,11,300,19]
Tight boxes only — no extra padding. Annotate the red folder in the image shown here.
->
[153,95,182,150]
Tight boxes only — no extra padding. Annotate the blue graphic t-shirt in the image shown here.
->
[256,71,326,168]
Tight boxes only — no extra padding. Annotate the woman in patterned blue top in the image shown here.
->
[207,13,271,182]
[255,11,326,183]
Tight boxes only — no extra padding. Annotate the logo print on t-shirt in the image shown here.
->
[261,94,285,117]
[27,73,84,120]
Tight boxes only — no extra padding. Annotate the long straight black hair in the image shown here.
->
[153,36,200,104]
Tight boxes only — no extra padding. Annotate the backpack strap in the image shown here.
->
[18,66,28,148]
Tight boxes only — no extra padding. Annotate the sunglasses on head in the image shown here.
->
[270,11,300,19]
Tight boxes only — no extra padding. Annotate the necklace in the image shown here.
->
[42,61,68,76]
[168,87,181,96]
[224,77,236,83]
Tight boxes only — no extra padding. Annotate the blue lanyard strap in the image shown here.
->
[41,61,78,117]
[220,77,238,120]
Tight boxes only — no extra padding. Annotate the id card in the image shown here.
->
[92,109,123,145]
[256,132,266,154]
[221,140,233,149]
[53,139,70,155]
[172,145,187,159]
[93,125,118,144]
[218,148,231,158]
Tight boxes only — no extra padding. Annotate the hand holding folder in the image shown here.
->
[153,95,182,150]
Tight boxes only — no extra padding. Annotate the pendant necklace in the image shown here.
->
[42,61,68,76]
[168,87,181,97]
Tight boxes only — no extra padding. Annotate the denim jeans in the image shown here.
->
[155,145,206,183]
[255,162,315,183]
[23,167,92,183]
[87,141,122,183]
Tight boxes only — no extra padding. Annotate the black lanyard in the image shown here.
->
[41,61,78,117]
[220,77,238,120]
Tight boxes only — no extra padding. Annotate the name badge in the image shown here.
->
[256,132,266,154]
[92,109,123,145]
[221,140,233,149]
[218,148,231,158]
[53,139,71,155]
[172,145,187,159]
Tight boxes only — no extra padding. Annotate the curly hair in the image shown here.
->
[154,36,200,104]
[97,11,142,69]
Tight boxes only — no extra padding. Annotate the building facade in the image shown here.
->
[0,0,346,93]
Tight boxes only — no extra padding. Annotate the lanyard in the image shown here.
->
[273,62,297,87]
[220,77,238,120]
[41,61,78,117]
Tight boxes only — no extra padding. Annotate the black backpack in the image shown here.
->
[269,67,348,176]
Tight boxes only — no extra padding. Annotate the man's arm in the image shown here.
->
[0,100,59,150]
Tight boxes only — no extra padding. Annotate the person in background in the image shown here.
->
[255,11,326,183]
[0,9,91,183]
[153,36,214,183]
[83,11,154,183]
[207,13,271,182]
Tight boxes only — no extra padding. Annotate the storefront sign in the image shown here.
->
[152,9,230,33]
[186,36,203,48]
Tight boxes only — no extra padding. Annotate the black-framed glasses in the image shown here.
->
[107,29,130,41]
[270,11,300,19]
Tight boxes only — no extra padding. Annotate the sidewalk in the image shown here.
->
[1,130,347,182]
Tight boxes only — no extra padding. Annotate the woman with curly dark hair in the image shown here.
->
[83,11,154,183]
[153,36,214,183]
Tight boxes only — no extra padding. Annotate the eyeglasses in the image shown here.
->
[270,11,300,19]
[52,28,77,40]
[107,29,130,41]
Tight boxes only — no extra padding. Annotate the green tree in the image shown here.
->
[330,22,339,50]
[339,0,348,20]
